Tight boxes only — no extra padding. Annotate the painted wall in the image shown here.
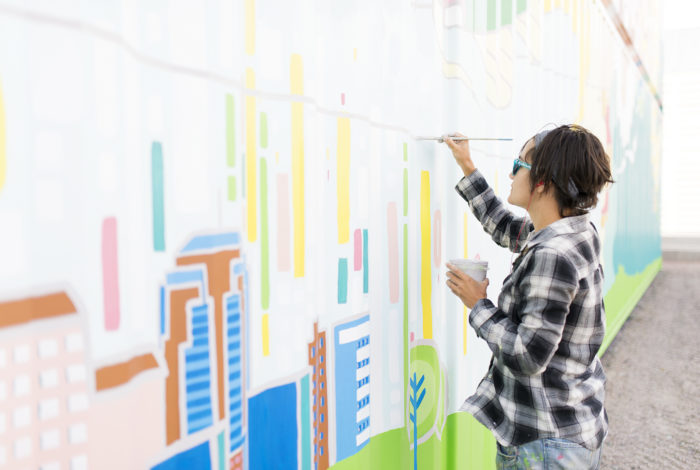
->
[0,1,661,469]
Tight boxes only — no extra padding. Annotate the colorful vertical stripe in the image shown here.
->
[277,173,291,272]
[262,313,270,356]
[300,374,311,470]
[291,54,305,277]
[245,68,257,242]
[151,142,165,252]
[338,258,348,304]
[502,0,513,26]
[420,171,432,339]
[245,0,255,56]
[337,117,351,244]
[260,112,268,148]
[226,94,235,167]
[517,0,527,14]
[227,176,236,201]
[260,158,270,310]
[102,217,121,331]
[387,203,399,303]
[218,432,225,470]
[487,0,497,30]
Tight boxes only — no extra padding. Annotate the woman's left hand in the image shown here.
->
[446,263,489,309]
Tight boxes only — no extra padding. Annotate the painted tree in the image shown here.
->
[409,372,426,470]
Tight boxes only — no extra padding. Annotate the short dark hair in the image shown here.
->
[524,124,614,217]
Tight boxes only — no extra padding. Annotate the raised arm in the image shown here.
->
[445,134,533,252]
[455,170,533,252]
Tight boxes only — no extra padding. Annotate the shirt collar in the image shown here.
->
[523,214,590,249]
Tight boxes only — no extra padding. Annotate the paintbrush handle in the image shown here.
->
[416,136,512,142]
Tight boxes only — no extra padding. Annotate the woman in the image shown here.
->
[444,125,613,469]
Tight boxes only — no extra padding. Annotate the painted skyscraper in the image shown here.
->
[308,321,329,470]
[333,313,371,462]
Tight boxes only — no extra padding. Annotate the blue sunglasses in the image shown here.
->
[512,158,531,175]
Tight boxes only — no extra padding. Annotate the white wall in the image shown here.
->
[661,2,700,237]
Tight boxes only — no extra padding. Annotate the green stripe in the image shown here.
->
[599,257,662,356]
[260,112,268,148]
[228,175,237,201]
[487,0,497,30]
[516,0,527,14]
[501,0,513,26]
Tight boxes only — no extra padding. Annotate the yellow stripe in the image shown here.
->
[245,68,257,242]
[337,117,351,244]
[420,171,432,339]
[262,313,269,356]
[245,0,255,55]
[291,55,305,277]
[544,0,552,12]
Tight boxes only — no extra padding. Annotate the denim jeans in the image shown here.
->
[496,438,602,470]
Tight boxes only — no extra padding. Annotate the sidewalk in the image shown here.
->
[599,255,700,468]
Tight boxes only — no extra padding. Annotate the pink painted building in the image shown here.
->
[0,292,90,470]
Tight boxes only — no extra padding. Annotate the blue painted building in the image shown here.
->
[333,314,371,462]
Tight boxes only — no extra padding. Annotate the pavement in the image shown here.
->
[599,248,700,468]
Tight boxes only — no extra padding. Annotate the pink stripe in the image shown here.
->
[387,203,399,303]
[433,210,442,268]
[277,174,291,271]
[102,217,120,331]
[354,229,362,271]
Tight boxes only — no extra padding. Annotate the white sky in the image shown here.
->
[664,0,700,31]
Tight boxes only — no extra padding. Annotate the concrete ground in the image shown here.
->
[599,255,700,468]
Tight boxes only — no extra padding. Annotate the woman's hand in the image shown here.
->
[446,263,489,309]
[444,133,476,177]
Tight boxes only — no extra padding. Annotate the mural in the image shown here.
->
[0,0,661,469]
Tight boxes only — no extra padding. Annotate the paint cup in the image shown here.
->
[449,258,489,282]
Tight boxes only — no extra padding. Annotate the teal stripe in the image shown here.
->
[218,432,225,470]
[338,258,348,304]
[301,374,311,470]
[151,142,165,251]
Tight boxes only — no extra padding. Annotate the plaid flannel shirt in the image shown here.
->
[456,169,608,451]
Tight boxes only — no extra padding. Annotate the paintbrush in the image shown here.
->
[416,136,513,143]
